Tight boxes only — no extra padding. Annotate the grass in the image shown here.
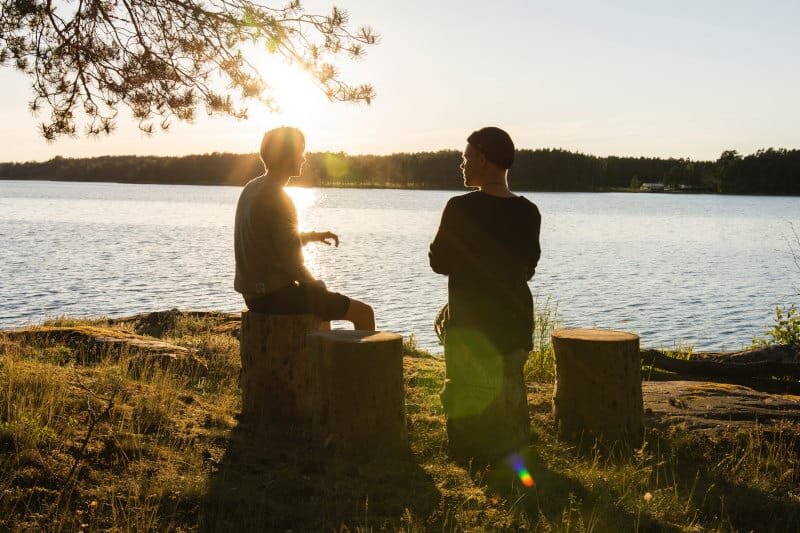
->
[1,311,799,531]
[525,297,559,384]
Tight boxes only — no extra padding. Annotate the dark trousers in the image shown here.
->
[440,336,530,463]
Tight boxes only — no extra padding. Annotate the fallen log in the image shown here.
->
[0,326,207,377]
[690,344,799,364]
[641,345,800,379]
[643,371,800,396]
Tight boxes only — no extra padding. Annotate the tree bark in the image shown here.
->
[641,346,800,378]
[552,328,643,448]
[308,330,407,454]
[239,311,321,430]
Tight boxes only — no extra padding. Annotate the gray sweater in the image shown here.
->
[233,176,314,299]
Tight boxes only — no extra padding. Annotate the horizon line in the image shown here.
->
[2,146,796,166]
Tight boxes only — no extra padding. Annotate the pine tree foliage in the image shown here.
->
[0,0,378,139]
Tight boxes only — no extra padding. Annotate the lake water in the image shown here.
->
[1,179,799,353]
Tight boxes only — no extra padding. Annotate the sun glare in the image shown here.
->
[245,50,331,142]
[285,186,319,227]
[285,186,322,275]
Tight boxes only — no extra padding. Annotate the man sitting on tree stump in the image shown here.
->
[429,127,541,463]
[234,126,375,330]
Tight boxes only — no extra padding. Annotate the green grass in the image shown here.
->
[525,297,559,384]
[1,311,799,531]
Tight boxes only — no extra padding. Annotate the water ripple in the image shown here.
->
[2,182,800,352]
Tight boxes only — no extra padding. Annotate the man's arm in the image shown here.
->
[525,206,542,280]
[429,200,457,275]
[300,231,339,247]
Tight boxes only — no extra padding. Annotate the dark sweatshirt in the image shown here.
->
[429,191,541,353]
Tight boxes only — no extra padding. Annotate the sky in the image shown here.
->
[0,0,799,162]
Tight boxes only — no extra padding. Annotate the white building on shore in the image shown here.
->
[640,182,665,192]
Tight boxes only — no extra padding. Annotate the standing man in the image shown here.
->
[429,126,541,463]
[234,126,375,330]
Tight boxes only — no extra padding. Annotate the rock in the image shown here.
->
[108,309,242,338]
[211,321,241,338]
[643,380,800,432]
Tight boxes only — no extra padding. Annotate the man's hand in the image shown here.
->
[317,231,339,247]
[301,230,340,247]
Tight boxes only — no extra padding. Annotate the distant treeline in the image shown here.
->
[1,147,799,194]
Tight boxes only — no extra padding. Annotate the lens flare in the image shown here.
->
[508,453,536,488]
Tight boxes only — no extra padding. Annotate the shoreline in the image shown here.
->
[0,307,770,355]
[2,176,792,196]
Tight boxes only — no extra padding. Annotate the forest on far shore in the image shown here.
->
[1,147,799,194]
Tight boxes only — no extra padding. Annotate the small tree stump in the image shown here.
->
[552,328,643,447]
[239,311,321,429]
[308,330,407,454]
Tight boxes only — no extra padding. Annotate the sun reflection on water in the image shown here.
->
[285,186,319,228]
[285,186,324,277]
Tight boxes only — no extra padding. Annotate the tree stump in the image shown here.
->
[308,330,407,454]
[239,311,321,430]
[552,328,643,448]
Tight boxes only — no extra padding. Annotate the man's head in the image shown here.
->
[461,127,515,187]
[260,126,306,178]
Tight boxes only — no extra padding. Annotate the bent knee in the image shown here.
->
[346,299,375,329]
[349,299,374,317]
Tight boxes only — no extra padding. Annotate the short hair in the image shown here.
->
[259,126,305,169]
[467,127,515,169]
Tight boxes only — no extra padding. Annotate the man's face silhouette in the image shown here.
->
[461,143,485,188]
[289,143,307,178]
[279,143,306,182]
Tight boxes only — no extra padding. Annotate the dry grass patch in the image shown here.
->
[1,311,799,531]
